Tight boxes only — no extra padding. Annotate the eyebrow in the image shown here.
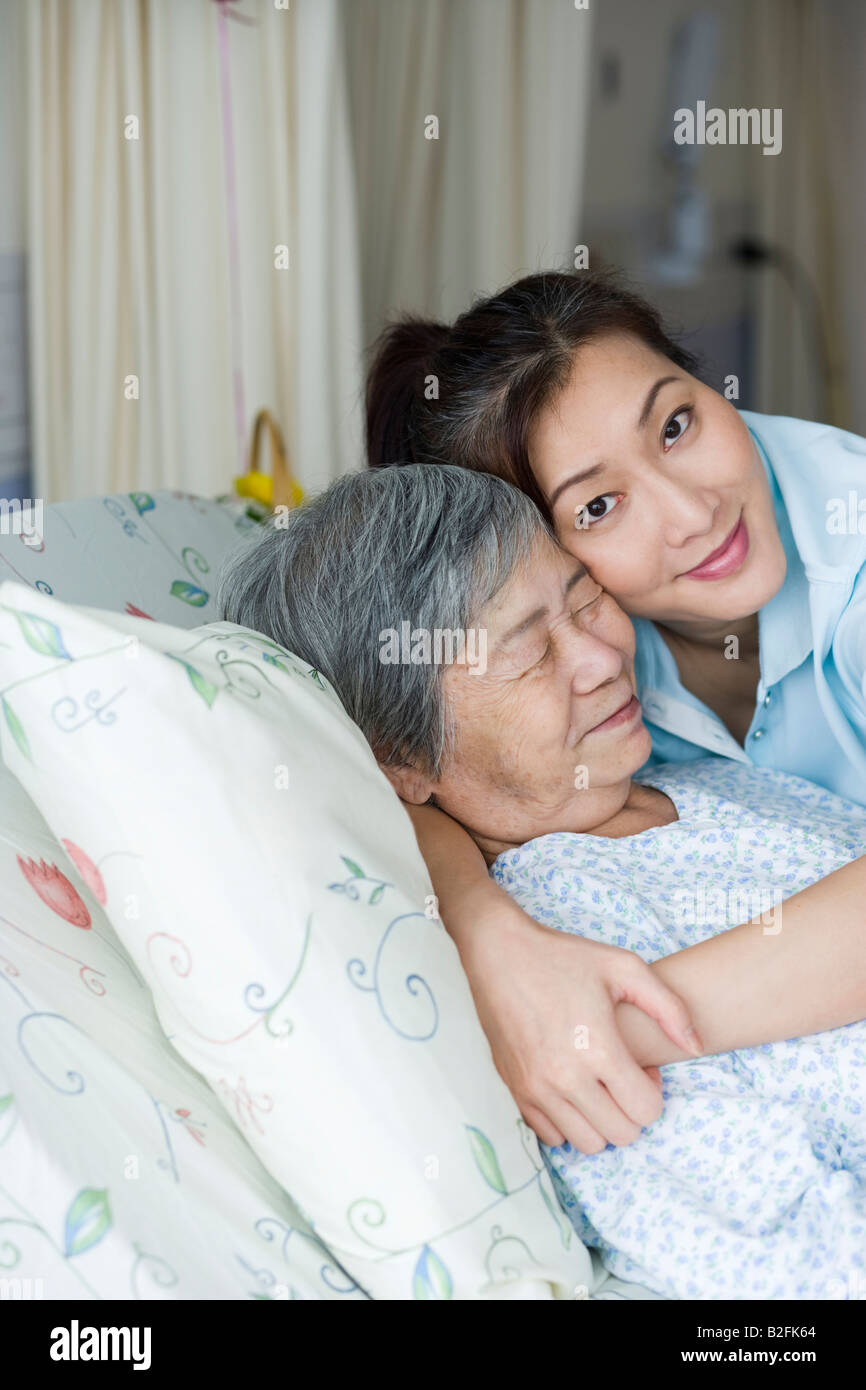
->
[495,565,588,651]
[546,375,684,510]
[637,375,681,428]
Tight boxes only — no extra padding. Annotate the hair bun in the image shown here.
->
[365,316,450,469]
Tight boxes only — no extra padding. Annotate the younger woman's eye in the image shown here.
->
[663,406,692,449]
[574,493,622,529]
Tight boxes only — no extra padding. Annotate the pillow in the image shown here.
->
[0,760,361,1301]
[0,581,593,1300]
[0,489,264,624]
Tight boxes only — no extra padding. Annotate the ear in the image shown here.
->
[379,761,436,805]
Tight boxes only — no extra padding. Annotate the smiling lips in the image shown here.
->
[586,692,641,737]
[683,515,749,581]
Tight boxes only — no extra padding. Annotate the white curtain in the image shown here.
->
[22,0,364,501]
[747,0,856,429]
[19,0,594,502]
[344,0,595,334]
[814,0,866,434]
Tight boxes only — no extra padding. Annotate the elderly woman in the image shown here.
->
[218,464,866,1300]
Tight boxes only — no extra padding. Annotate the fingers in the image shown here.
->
[598,1037,666,1130]
[486,943,685,1158]
[547,1067,661,1155]
[617,965,704,1057]
[520,1068,652,1155]
[575,1081,645,1148]
[520,1103,567,1149]
[543,1099,609,1156]
[518,1000,669,1152]
[546,1039,651,1151]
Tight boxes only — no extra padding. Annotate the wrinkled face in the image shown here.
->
[424,536,652,848]
[528,332,787,627]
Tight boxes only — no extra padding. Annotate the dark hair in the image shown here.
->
[365,269,701,522]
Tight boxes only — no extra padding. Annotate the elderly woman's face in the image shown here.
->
[417,536,651,848]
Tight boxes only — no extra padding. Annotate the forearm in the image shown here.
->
[407,805,866,1078]
[618,856,866,1066]
[404,801,502,952]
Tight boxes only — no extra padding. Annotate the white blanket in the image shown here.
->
[491,758,866,1301]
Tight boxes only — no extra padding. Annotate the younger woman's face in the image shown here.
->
[528,332,787,628]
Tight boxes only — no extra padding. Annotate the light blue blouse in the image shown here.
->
[635,410,866,806]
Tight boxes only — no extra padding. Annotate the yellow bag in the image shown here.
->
[234,409,304,510]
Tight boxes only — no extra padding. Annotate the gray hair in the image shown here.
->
[217,465,552,777]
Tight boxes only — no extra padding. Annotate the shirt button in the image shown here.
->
[763,693,772,707]
[752,728,765,740]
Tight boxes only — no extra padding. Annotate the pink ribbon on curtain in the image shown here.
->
[209,0,256,474]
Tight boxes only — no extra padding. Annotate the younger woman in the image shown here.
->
[365,269,866,1156]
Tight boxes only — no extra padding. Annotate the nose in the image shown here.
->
[559,607,626,695]
[649,471,720,549]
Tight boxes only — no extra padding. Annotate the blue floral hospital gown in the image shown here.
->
[489,758,866,1301]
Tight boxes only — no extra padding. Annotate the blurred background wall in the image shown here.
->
[0,0,863,505]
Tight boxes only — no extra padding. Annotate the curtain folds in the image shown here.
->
[747,0,858,429]
[21,0,593,500]
[24,0,364,501]
[344,0,595,331]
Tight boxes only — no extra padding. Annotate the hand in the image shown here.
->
[457,893,701,1154]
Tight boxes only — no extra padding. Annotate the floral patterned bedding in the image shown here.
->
[0,489,659,1301]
